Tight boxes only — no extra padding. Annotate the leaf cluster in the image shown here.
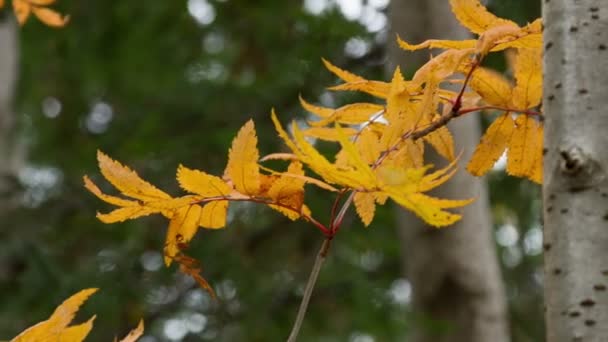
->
[82,0,543,295]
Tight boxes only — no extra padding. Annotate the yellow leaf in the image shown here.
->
[449,0,517,35]
[465,66,513,107]
[83,175,140,207]
[476,24,523,57]
[12,288,98,342]
[386,188,464,227]
[32,6,69,27]
[268,161,306,220]
[225,119,261,195]
[322,58,365,83]
[419,155,460,192]
[507,115,542,182]
[467,113,514,176]
[118,320,144,342]
[199,200,229,229]
[511,48,542,109]
[412,49,472,86]
[97,151,171,201]
[309,103,384,127]
[13,0,31,25]
[259,152,298,162]
[354,192,376,226]
[355,128,381,165]
[260,164,338,192]
[0,0,4,8]
[302,126,357,141]
[334,123,377,189]
[328,80,390,98]
[272,111,370,190]
[164,205,204,265]
[53,317,95,342]
[424,126,455,161]
[27,0,58,5]
[299,96,333,118]
[177,165,231,197]
[397,35,476,51]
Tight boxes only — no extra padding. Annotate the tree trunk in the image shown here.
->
[542,1,608,341]
[387,1,509,341]
[0,14,20,204]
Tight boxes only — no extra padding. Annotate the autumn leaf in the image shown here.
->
[224,119,261,196]
[118,320,144,342]
[11,288,98,342]
[11,0,69,27]
[354,192,376,226]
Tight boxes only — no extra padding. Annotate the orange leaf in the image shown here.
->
[32,6,69,27]
[118,320,144,342]
[12,0,31,25]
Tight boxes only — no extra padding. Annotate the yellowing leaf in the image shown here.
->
[299,96,333,118]
[386,188,466,227]
[354,192,376,226]
[511,48,542,109]
[467,113,514,176]
[164,205,204,265]
[12,0,31,25]
[449,0,517,35]
[397,35,476,51]
[199,200,229,229]
[322,58,365,83]
[268,161,306,220]
[32,6,69,27]
[475,24,523,57]
[328,80,391,99]
[412,49,472,86]
[118,320,144,342]
[97,150,171,202]
[302,126,357,141]
[225,119,261,195]
[355,128,381,165]
[309,103,384,127]
[177,165,231,197]
[424,126,455,161]
[465,67,513,107]
[507,115,543,183]
[12,288,98,342]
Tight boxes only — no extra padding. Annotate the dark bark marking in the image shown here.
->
[591,14,599,20]
[543,243,552,251]
[547,205,553,212]
[569,310,581,317]
[578,89,588,95]
[593,284,606,291]
[560,208,569,214]
[548,94,555,101]
[546,41,554,50]
[599,44,606,50]
[555,83,562,89]
[580,299,595,307]
[569,26,579,32]
[584,319,596,326]
[553,268,563,275]
[589,7,599,12]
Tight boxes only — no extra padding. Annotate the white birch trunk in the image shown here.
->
[543,1,608,341]
[388,1,509,341]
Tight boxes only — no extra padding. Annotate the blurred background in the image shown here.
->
[0,0,542,341]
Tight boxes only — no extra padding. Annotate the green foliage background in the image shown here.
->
[0,0,541,341]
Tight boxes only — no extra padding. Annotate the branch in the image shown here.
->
[287,238,332,342]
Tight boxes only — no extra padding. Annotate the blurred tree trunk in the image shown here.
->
[387,1,509,341]
[543,1,608,341]
[0,14,20,211]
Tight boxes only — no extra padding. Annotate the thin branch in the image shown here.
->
[287,238,332,342]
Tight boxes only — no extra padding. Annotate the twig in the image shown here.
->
[286,238,332,342]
